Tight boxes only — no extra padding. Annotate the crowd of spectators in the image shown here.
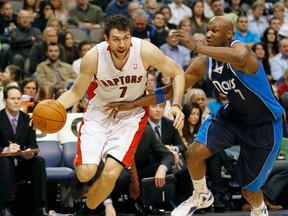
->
[1,0,288,215]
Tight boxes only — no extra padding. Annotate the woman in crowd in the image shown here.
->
[180,101,202,148]
[1,65,22,88]
[261,27,279,60]
[33,1,54,32]
[189,0,209,35]
[251,42,273,82]
[58,31,79,65]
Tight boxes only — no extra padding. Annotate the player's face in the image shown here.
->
[106,29,132,60]
[188,108,200,126]
[4,89,22,115]
[206,18,228,47]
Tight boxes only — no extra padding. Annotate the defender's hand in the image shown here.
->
[168,106,184,131]
[104,101,135,118]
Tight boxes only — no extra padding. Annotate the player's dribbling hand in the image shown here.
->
[104,101,134,118]
[168,106,184,131]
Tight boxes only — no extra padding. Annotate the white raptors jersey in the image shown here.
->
[88,37,148,109]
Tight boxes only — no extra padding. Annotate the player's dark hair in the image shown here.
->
[104,14,133,38]
[3,85,21,99]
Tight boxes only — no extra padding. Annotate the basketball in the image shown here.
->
[32,99,67,134]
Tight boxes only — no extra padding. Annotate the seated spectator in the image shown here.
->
[272,2,286,27]
[189,0,209,35]
[132,9,157,42]
[10,10,42,76]
[0,85,47,216]
[184,88,211,121]
[46,18,64,36]
[158,5,177,31]
[58,30,79,65]
[269,17,282,36]
[210,0,238,27]
[148,103,189,203]
[144,0,158,24]
[133,125,175,214]
[180,101,202,148]
[277,68,288,97]
[72,40,92,74]
[150,12,168,48]
[271,38,288,81]
[234,13,260,47]
[105,0,129,18]
[248,1,269,38]
[146,69,157,94]
[168,0,192,27]
[32,1,54,32]
[37,85,54,102]
[128,1,140,19]
[29,27,66,75]
[22,0,38,21]
[36,42,77,91]
[160,29,190,69]
[0,2,17,71]
[251,42,273,83]
[20,78,39,112]
[224,0,250,16]
[1,65,22,88]
[69,0,104,32]
[261,27,279,60]
[50,0,70,29]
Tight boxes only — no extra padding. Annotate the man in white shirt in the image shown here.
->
[72,40,92,74]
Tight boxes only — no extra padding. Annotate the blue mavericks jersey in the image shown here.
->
[206,40,284,124]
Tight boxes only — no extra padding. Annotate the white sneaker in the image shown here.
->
[171,190,214,216]
[251,204,269,216]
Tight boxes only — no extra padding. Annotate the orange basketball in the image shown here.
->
[32,99,67,133]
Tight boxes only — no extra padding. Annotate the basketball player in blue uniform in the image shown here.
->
[105,16,284,216]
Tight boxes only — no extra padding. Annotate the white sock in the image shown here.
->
[192,177,208,193]
[252,201,265,211]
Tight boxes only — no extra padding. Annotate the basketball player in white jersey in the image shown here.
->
[53,14,185,215]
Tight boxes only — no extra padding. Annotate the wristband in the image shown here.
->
[172,103,182,110]
[192,43,199,53]
[154,88,165,104]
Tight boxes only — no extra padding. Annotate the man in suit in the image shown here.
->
[133,124,175,215]
[148,103,191,203]
[0,86,47,216]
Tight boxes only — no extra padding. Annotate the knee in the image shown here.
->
[76,165,97,182]
[101,166,120,184]
[185,142,211,163]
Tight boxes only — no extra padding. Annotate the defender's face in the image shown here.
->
[206,19,226,47]
[106,29,132,60]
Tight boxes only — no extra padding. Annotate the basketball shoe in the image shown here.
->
[171,190,214,216]
[251,204,269,216]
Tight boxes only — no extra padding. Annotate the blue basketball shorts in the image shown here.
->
[195,107,283,192]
